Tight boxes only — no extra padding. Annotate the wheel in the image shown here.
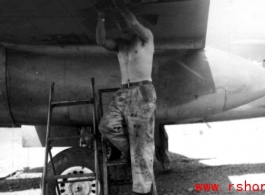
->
[45,147,101,195]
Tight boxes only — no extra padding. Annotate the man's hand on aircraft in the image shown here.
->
[95,1,107,12]
[95,0,116,12]
[112,0,127,9]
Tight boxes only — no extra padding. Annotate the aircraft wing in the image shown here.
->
[0,0,209,49]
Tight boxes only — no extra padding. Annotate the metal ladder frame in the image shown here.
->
[98,88,122,195]
[41,78,100,195]
[41,80,157,195]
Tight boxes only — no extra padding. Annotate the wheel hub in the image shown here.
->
[68,181,90,195]
[75,185,83,192]
[56,166,100,195]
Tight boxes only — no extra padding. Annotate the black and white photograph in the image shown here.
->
[1,0,265,194]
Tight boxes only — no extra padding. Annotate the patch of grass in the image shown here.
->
[24,167,43,173]
[0,178,41,192]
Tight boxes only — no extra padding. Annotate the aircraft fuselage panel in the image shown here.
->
[1,45,265,126]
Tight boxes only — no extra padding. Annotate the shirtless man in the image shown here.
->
[96,0,156,194]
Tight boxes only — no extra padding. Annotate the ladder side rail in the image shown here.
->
[42,83,60,195]
[102,139,109,195]
[48,150,61,195]
[91,78,100,195]
[98,89,104,118]
[99,87,121,195]
[98,89,110,195]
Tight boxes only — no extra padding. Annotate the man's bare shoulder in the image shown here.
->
[144,28,154,42]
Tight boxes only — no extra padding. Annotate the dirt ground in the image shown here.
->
[2,120,265,194]
[1,152,265,195]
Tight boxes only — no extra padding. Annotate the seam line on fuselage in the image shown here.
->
[223,90,228,111]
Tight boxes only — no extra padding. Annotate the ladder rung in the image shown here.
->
[45,173,95,181]
[48,135,85,141]
[99,88,120,94]
[51,99,93,107]
[110,179,132,186]
[107,161,128,166]
[57,178,95,184]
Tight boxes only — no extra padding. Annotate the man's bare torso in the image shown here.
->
[117,36,154,84]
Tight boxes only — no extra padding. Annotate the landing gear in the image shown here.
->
[44,147,100,195]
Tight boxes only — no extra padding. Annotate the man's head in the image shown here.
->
[121,29,137,40]
[116,16,137,40]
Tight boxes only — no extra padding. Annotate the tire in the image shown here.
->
[45,147,100,195]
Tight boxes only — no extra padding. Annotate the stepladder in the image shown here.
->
[41,79,157,195]
[41,78,101,195]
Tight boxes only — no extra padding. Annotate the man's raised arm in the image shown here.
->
[96,5,118,51]
[112,0,153,42]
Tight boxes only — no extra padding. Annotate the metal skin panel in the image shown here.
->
[4,46,265,127]
[7,48,120,126]
[0,0,209,49]
[206,47,265,111]
[206,94,265,122]
[0,46,15,126]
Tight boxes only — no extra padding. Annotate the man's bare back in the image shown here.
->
[118,35,154,84]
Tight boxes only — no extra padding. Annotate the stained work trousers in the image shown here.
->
[99,83,156,194]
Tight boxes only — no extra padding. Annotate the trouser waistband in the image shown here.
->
[121,80,152,89]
